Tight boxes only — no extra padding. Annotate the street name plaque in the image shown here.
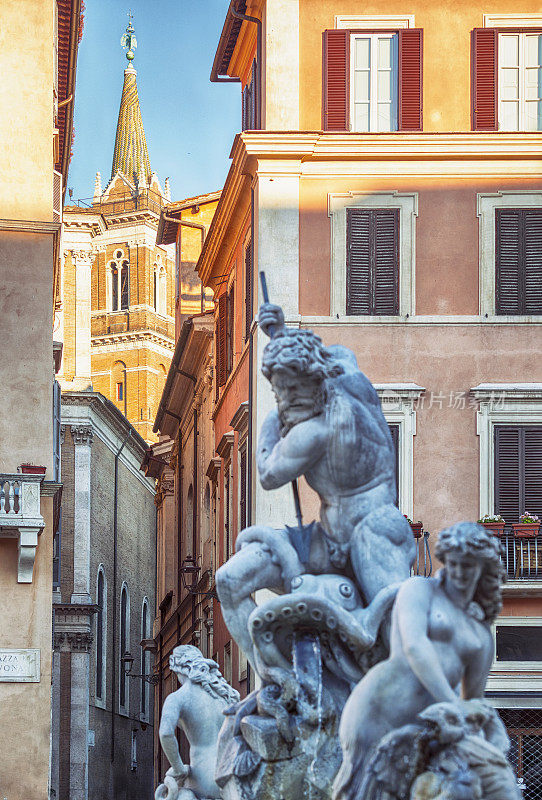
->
[0,649,40,682]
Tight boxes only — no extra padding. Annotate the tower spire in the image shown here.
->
[111,15,151,183]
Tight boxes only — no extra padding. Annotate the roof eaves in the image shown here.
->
[210,0,247,81]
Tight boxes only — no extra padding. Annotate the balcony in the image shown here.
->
[499,532,542,581]
[0,474,45,582]
[411,530,432,577]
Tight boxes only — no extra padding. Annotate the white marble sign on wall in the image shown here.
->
[0,648,40,682]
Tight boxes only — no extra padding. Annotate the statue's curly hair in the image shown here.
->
[169,645,240,704]
[435,522,504,623]
[262,329,344,382]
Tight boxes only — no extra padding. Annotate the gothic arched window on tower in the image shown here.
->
[111,264,119,311]
[153,262,167,316]
[120,260,129,310]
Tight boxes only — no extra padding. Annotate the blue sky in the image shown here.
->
[68,0,239,203]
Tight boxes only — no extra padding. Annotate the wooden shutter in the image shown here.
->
[496,209,522,314]
[347,209,371,314]
[388,423,400,506]
[495,426,542,523]
[217,293,228,387]
[373,210,399,314]
[495,426,521,524]
[398,29,423,131]
[472,28,497,131]
[347,208,399,315]
[239,447,247,531]
[245,240,252,341]
[323,29,349,130]
[525,427,542,517]
[227,288,235,374]
[497,209,542,315]
[524,210,542,315]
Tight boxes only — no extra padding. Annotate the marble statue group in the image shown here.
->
[156,293,520,800]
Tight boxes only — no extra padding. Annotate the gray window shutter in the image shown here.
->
[496,209,542,315]
[347,208,399,315]
[388,423,399,507]
[495,425,542,523]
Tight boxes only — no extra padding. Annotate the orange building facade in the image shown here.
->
[149,0,542,792]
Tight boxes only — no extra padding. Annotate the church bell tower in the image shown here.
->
[60,16,175,442]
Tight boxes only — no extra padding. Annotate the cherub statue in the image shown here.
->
[333,522,518,800]
[155,645,240,800]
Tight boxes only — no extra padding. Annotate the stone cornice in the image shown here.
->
[0,219,61,234]
[197,130,542,286]
[235,131,542,163]
[91,330,175,349]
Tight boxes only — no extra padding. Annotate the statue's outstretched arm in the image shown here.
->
[257,412,326,490]
[396,579,458,705]
[159,692,189,778]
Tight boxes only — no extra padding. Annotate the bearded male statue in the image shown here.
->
[216,303,416,677]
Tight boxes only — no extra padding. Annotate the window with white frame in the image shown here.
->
[477,191,542,317]
[95,566,107,706]
[350,33,398,132]
[329,191,417,318]
[119,582,130,714]
[498,32,542,131]
[473,384,542,519]
[375,384,423,520]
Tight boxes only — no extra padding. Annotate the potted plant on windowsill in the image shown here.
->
[404,515,423,539]
[512,512,541,538]
[477,514,506,536]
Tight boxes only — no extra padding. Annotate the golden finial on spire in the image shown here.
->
[120,11,137,67]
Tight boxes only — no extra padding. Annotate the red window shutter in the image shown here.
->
[472,28,497,131]
[217,293,228,387]
[323,29,349,131]
[398,29,423,131]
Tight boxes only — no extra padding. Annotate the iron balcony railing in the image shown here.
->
[498,531,542,580]
[73,188,164,216]
[410,531,432,577]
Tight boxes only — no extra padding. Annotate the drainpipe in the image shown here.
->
[163,215,208,313]
[110,430,131,763]
[192,407,198,641]
[230,5,262,130]
[247,188,255,526]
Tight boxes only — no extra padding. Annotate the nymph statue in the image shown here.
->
[334,522,518,800]
[216,302,415,677]
[155,645,240,800]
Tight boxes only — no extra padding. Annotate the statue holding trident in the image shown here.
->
[216,274,415,713]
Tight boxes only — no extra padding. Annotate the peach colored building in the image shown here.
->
[199,0,542,790]
[0,0,82,795]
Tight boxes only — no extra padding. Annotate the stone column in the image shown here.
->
[73,249,93,390]
[71,425,93,605]
[252,164,300,529]
[69,632,92,800]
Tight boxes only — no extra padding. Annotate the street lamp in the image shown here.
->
[122,650,159,685]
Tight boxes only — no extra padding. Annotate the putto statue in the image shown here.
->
[155,645,239,800]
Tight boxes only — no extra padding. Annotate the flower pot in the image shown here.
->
[481,522,506,536]
[19,464,46,475]
[512,523,540,538]
[410,522,423,539]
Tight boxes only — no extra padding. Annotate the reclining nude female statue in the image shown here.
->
[155,646,240,800]
[333,522,520,800]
